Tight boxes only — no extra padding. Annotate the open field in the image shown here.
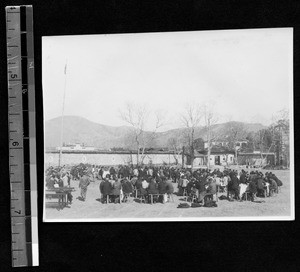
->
[44,170,292,221]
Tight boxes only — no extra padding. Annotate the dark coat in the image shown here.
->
[100,180,112,195]
[229,176,239,191]
[46,177,55,189]
[186,181,195,194]
[207,182,217,195]
[79,175,90,189]
[196,177,208,193]
[165,180,174,194]
[122,181,133,194]
[123,167,130,178]
[257,178,265,190]
[148,181,159,194]
[248,180,257,194]
[112,180,122,195]
[272,175,283,186]
[136,180,147,195]
[158,180,167,194]
[240,173,247,184]
[109,167,116,176]
[135,180,143,190]
[269,179,278,191]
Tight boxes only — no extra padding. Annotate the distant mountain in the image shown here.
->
[45,116,133,149]
[45,116,266,149]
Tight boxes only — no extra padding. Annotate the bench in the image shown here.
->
[205,192,218,202]
[45,187,75,210]
[148,193,174,204]
[103,194,122,204]
[46,191,68,210]
[148,193,162,204]
[243,191,251,201]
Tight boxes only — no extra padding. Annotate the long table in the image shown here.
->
[45,187,75,210]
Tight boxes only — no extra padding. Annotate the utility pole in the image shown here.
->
[58,60,67,167]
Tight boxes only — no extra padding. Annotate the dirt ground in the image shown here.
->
[44,169,292,221]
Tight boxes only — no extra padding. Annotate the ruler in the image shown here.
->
[6,5,39,267]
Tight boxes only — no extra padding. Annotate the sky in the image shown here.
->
[42,28,293,131]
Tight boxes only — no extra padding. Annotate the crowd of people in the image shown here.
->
[45,164,283,206]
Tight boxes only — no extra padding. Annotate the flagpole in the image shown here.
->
[58,60,67,167]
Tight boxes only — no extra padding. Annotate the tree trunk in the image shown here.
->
[207,123,211,169]
[137,145,140,166]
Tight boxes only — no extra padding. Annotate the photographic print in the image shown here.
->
[42,28,294,222]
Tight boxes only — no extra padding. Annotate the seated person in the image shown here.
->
[268,178,278,195]
[148,178,159,194]
[270,173,283,187]
[248,179,257,201]
[100,174,112,203]
[197,175,209,203]
[165,178,174,194]
[111,178,122,203]
[165,178,174,202]
[205,177,217,202]
[256,177,265,197]
[219,174,227,192]
[186,179,195,195]
[227,174,240,200]
[142,179,149,190]
[148,178,159,203]
[122,178,133,195]
[136,178,148,199]
[158,177,167,203]
[46,175,55,189]
[130,176,138,189]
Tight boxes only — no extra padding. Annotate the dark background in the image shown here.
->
[0,1,299,271]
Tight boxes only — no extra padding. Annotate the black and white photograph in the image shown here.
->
[42,28,294,222]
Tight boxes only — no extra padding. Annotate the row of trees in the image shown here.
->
[119,101,289,168]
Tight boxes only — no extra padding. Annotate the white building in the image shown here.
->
[185,147,236,168]
[56,143,96,151]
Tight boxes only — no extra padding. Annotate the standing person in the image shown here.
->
[228,173,240,200]
[61,172,68,187]
[197,174,208,203]
[177,176,183,196]
[66,172,71,187]
[206,177,217,201]
[109,166,116,176]
[98,167,103,180]
[78,170,91,201]
[181,175,189,194]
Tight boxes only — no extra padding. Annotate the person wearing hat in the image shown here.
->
[78,170,91,201]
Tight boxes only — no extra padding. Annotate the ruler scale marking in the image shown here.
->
[6,5,38,267]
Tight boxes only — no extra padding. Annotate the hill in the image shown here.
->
[45,116,266,149]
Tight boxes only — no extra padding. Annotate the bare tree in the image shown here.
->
[119,102,165,166]
[167,137,183,165]
[223,122,248,165]
[203,102,218,169]
[270,108,290,166]
[180,103,203,167]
